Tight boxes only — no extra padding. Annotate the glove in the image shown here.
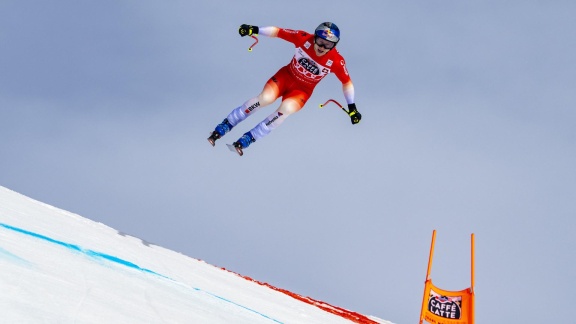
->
[239,24,259,37]
[348,103,361,124]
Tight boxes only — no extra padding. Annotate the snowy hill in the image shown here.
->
[0,186,391,323]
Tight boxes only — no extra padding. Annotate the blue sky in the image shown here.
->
[2,1,575,323]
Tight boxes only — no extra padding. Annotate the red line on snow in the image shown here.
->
[221,267,378,324]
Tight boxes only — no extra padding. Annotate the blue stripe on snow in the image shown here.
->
[0,222,283,324]
[0,223,82,251]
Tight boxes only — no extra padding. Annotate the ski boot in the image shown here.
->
[230,132,255,156]
[207,119,233,146]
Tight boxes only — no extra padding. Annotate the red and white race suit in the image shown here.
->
[225,26,356,142]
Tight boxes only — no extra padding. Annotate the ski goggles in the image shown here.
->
[315,36,336,49]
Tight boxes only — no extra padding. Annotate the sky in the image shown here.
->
[0,186,390,323]
[1,1,575,323]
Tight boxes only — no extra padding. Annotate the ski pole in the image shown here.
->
[248,35,259,52]
[319,99,349,114]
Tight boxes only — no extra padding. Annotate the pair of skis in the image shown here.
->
[212,99,348,157]
[207,134,245,156]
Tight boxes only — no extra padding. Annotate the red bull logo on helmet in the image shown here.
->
[315,22,340,42]
[320,28,339,42]
[321,28,334,39]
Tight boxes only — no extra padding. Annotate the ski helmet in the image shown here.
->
[314,22,340,44]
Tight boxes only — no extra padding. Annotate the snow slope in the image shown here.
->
[0,186,392,324]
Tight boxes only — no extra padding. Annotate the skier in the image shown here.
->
[208,22,361,156]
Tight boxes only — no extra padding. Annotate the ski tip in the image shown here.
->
[226,144,243,156]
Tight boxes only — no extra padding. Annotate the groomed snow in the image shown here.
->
[0,186,392,324]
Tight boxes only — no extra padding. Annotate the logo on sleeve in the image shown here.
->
[341,60,349,75]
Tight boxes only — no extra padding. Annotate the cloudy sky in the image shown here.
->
[2,1,575,323]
